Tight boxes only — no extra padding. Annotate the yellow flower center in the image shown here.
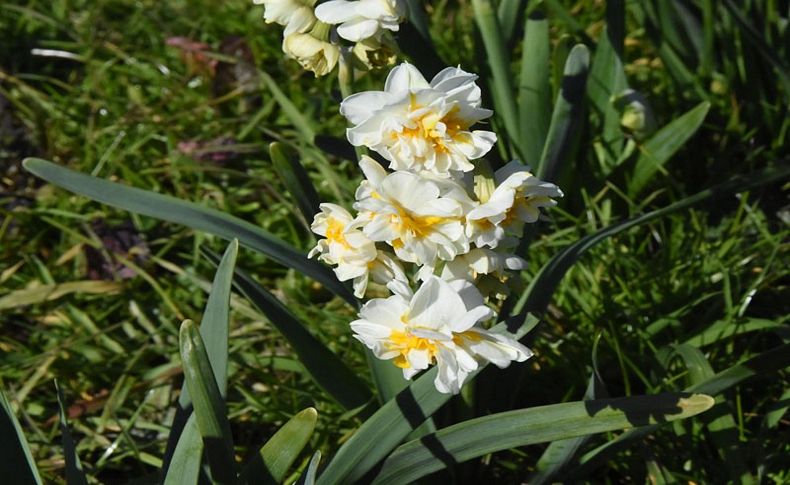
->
[325,217,349,248]
[396,104,472,157]
[388,329,439,369]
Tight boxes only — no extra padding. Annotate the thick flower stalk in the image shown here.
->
[308,62,562,394]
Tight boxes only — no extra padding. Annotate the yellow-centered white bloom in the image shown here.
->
[353,157,470,266]
[308,203,377,297]
[315,0,407,42]
[466,161,563,247]
[257,0,317,35]
[351,276,531,394]
[417,247,527,283]
[283,21,341,76]
[341,63,497,176]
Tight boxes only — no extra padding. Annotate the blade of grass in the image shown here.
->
[371,393,714,484]
[0,388,43,485]
[55,381,88,485]
[179,320,235,484]
[201,248,372,411]
[21,158,356,305]
[240,407,317,484]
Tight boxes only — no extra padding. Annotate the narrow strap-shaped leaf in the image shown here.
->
[627,101,710,197]
[536,44,590,182]
[0,388,43,485]
[586,0,627,170]
[497,0,524,44]
[55,381,88,485]
[162,415,202,485]
[317,313,539,485]
[201,248,372,411]
[240,407,318,484]
[270,142,321,225]
[162,240,238,480]
[518,4,551,168]
[398,0,444,77]
[21,158,356,306]
[296,451,322,485]
[513,163,790,318]
[258,70,315,142]
[371,393,714,484]
[571,343,790,478]
[179,320,235,484]
[472,0,524,161]
[671,345,755,484]
[529,334,608,484]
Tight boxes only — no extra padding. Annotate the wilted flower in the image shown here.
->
[466,161,563,246]
[256,0,317,35]
[283,21,340,76]
[340,63,497,176]
[351,33,399,70]
[315,0,407,42]
[351,276,531,393]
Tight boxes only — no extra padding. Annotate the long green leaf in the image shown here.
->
[0,388,42,485]
[472,0,524,161]
[21,158,356,306]
[671,345,754,484]
[317,314,539,485]
[587,1,627,170]
[497,0,524,44]
[518,4,551,168]
[241,407,317,484]
[296,451,322,485]
[684,318,787,348]
[513,164,790,317]
[571,343,790,477]
[371,393,714,484]
[201,248,372,411]
[55,381,88,485]
[628,102,711,196]
[536,44,590,182]
[179,320,235,484]
[270,142,321,224]
[163,240,238,482]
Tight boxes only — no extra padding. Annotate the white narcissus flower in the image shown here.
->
[351,276,531,394]
[308,203,377,297]
[315,0,407,42]
[353,157,470,266]
[340,63,497,176]
[283,22,341,77]
[466,161,563,247]
[257,0,317,35]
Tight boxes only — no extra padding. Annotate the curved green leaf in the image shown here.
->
[163,240,238,481]
[0,388,42,485]
[179,320,235,484]
[296,451,322,485]
[371,393,714,484]
[241,407,318,484]
[202,248,372,411]
[270,142,321,224]
[628,102,710,196]
[513,164,790,317]
[518,4,551,167]
[21,158,356,306]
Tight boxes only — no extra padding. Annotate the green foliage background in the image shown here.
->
[0,0,787,483]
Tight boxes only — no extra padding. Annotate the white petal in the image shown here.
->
[341,91,392,124]
[385,63,430,94]
[337,17,381,42]
[314,1,358,23]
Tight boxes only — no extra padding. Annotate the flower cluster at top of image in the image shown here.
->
[258,1,563,394]
[256,0,406,75]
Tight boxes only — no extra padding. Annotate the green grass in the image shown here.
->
[1,0,788,483]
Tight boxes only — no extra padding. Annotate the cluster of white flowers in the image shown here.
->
[255,0,407,76]
[309,63,563,394]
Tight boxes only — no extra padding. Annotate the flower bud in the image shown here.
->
[283,21,340,76]
[612,89,656,140]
